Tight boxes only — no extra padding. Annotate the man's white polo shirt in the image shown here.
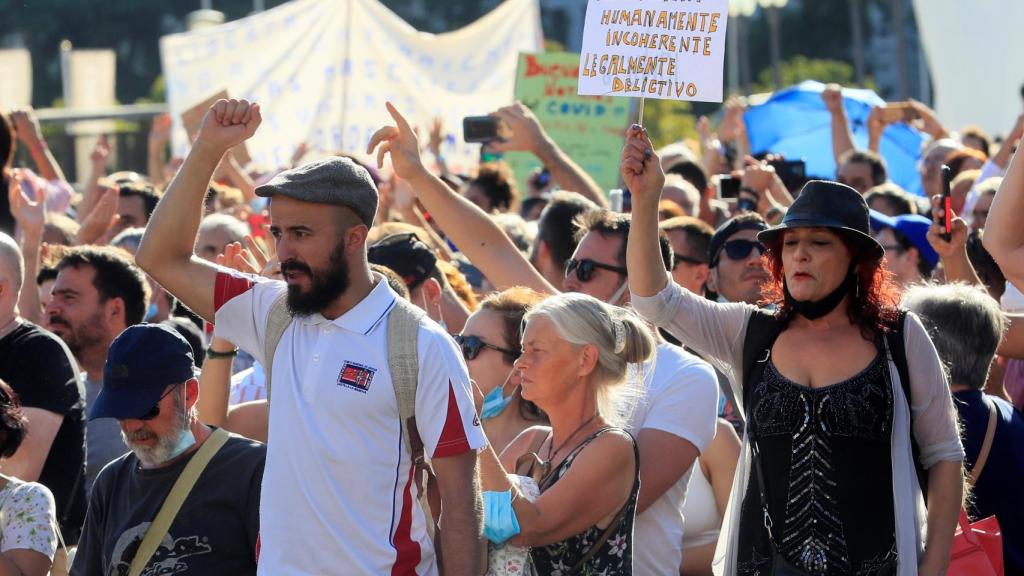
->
[213,271,486,575]
[628,343,718,575]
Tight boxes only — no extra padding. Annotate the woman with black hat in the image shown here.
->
[621,125,964,576]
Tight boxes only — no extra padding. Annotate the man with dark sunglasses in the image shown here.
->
[706,213,770,305]
[75,324,265,576]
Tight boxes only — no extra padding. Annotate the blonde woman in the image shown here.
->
[478,292,654,575]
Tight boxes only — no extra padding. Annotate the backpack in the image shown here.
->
[260,293,438,531]
[740,308,928,495]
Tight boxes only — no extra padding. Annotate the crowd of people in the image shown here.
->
[0,70,1022,576]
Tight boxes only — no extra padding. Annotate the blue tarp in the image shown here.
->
[744,80,926,196]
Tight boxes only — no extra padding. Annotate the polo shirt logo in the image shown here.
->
[337,361,376,393]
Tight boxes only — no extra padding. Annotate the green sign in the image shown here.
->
[506,52,632,199]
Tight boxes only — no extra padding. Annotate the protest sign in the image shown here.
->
[161,0,541,172]
[0,50,31,110]
[577,0,729,104]
[505,52,631,195]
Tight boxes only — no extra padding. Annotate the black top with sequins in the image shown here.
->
[736,352,899,576]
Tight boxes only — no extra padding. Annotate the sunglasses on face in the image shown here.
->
[139,385,179,421]
[454,334,518,361]
[716,239,766,264]
[673,252,707,270]
[564,258,628,283]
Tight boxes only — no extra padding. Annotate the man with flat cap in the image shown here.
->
[72,324,264,576]
[136,99,485,575]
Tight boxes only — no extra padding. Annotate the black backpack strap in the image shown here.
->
[883,309,928,498]
[740,310,786,415]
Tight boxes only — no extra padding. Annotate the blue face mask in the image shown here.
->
[479,372,518,420]
[145,303,159,321]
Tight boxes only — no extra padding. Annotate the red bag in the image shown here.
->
[949,509,1002,576]
[949,396,1004,575]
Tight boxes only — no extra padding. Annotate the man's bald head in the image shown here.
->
[0,232,24,301]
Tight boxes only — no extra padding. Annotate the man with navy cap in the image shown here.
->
[72,324,264,575]
[136,99,484,575]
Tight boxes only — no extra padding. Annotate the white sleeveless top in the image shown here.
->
[681,461,721,549]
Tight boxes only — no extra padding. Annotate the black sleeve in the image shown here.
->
[14,333,80,416]
[244,447,266,557]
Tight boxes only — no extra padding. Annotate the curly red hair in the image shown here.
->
[760,230,901,337]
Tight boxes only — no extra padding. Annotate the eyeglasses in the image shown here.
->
[454,334,518,361]
[564,258,628,283]
[715,239,765,264]
[879,244,905,254]
[673,252,707,270]
[139,385,179,421]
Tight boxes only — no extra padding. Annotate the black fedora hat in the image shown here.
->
[757,180,884,260]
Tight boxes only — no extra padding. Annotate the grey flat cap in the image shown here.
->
[255,157,378,226]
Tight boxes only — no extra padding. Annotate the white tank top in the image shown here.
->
[681,460,722,549]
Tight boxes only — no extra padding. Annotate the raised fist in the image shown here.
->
[196,99,262,153]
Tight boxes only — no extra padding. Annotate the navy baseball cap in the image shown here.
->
[89,324,196,421]
[869,210,939,269]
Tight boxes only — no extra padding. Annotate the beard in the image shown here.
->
[281,242,351,316]
[48,309,108,358]
[122,391,189,469]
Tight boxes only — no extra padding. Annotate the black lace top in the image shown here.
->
[530,427,640,576]
[737,352,899,575]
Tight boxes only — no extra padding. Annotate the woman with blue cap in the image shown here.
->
[623,124,964,576]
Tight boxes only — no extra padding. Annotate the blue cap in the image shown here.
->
[869,211,939,270]
[89,324,196,421]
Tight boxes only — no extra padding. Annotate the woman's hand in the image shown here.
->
[620,124,664,210]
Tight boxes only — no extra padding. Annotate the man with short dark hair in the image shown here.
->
[837,149,888,194]
[0,232,86,543]
[114,182,161,235]
[44,245,151,491]
[72,324,265,575]
[660,216,713,296]
[368,231,470,332]
[902,283,1024,575]
[706,213,769,305]
[136,99,484,574]
[530,191,598,289]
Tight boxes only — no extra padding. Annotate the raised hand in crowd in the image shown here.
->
[147,113,172,186]
[621,124,670,299]
[821,83,858,164]
[925,196,981,287]
[196,238,273,442]
[289,141,310,169]
[488,102,607,207]
[866,105,889,152]
[909,98,949,140]
[137,98,262,323]
[10,106,66,184]
[369,102,555,294]
[991,113,1024,170]
[81,135,112,221]
[74,187,119,246]
[8,171,46,324]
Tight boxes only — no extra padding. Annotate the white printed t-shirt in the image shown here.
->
[213,271,486,575]
[628,343,719,575]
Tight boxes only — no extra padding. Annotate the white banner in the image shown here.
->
[912,0,1024,138]
[577,0,728,103]
[0,49,31,109]
[160,0,542,172]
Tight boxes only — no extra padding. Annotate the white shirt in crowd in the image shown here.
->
[627,343,719,575]
[214,271,486,575]
[229,363,266,404]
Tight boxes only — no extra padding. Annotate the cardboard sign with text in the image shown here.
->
[506,52,631,196]
[577,0,728,103]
